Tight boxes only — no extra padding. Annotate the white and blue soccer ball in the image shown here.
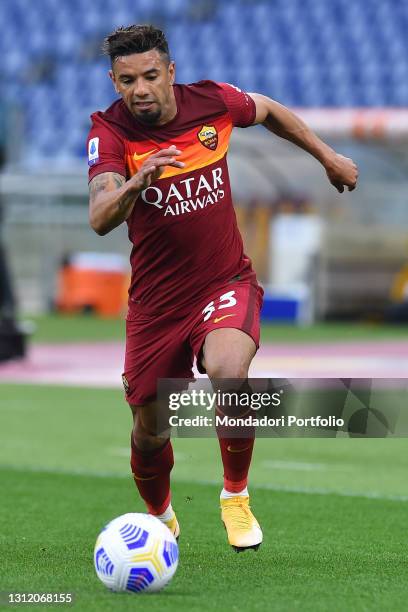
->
[94,513,179,593]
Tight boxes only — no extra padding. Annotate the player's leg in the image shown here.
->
[190,277,263,550]
[129,401,179,538]
[123,311,194,539]
[122,307,193,536]
[204,327,257,495]
[203,329,256,498]
[203,327,256,497]
[202,328,262,550]
[202,327,256,494]
[203,328,262,550]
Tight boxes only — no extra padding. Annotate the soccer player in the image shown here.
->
[87,25,358,551]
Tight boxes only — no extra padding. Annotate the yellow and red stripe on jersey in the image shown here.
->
[125,113,232,180]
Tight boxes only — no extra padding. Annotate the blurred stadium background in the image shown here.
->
[1,0,408,325]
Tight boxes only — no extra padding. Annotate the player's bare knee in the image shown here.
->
[206,359,249,380]
[203,329,256,380]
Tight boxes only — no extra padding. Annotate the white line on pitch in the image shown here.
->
[1,463,407,503]
[108,447,131,458]
[260,460,349,471]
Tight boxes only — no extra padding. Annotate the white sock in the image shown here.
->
[220,487,248,499]
[155,503,174,521]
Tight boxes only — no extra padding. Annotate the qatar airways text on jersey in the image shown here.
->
[140,167,225,216]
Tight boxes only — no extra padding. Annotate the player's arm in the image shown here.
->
[249,93,358,193]
[89,146,184,235]
[89,172,134,235]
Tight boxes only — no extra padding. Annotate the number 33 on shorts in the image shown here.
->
[202,290,237,322]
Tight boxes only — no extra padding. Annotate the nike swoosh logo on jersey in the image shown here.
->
[213,314,236,323]
[133,149,157,161]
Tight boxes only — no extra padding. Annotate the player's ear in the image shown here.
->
[108,69,119,94]
[168,61,176,85]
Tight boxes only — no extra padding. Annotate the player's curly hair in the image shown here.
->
[102,24,170,65]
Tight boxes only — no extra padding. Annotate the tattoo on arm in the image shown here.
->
[89,172,126,203]
[113,173,125,189]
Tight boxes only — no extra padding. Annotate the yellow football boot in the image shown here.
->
[221,496,262,551]
[162,513,180,541]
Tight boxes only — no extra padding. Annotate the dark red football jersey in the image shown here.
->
[87,80,257,314]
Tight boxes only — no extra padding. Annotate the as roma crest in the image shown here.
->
[197,125,218,150]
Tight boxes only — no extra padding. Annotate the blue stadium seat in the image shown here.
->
[1,0,406,162]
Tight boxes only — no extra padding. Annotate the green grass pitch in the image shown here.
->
[25,313,408,344]
[1,316,408,609]
[1,383,408,611]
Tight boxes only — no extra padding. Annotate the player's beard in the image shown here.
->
[134,107,162,125]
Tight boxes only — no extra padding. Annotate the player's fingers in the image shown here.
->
[153,157,185,168]
[141,166,162,184]
[334,182,344,193]
[170,161,185,168]
[142,166,156,176]
[149,157,185,168]
[140,160,166,174]
[151,147,182,158]
[145,165,163,181]
[348,172,358,190]
[139,158,184,187]
[140,168,153,187]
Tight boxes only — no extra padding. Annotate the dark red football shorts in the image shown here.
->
[122,276,264,406]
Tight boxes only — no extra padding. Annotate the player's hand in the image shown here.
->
[324,153,358,193]
[131,145,184,191]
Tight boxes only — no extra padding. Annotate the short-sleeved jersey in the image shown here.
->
[87,80,257,315]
